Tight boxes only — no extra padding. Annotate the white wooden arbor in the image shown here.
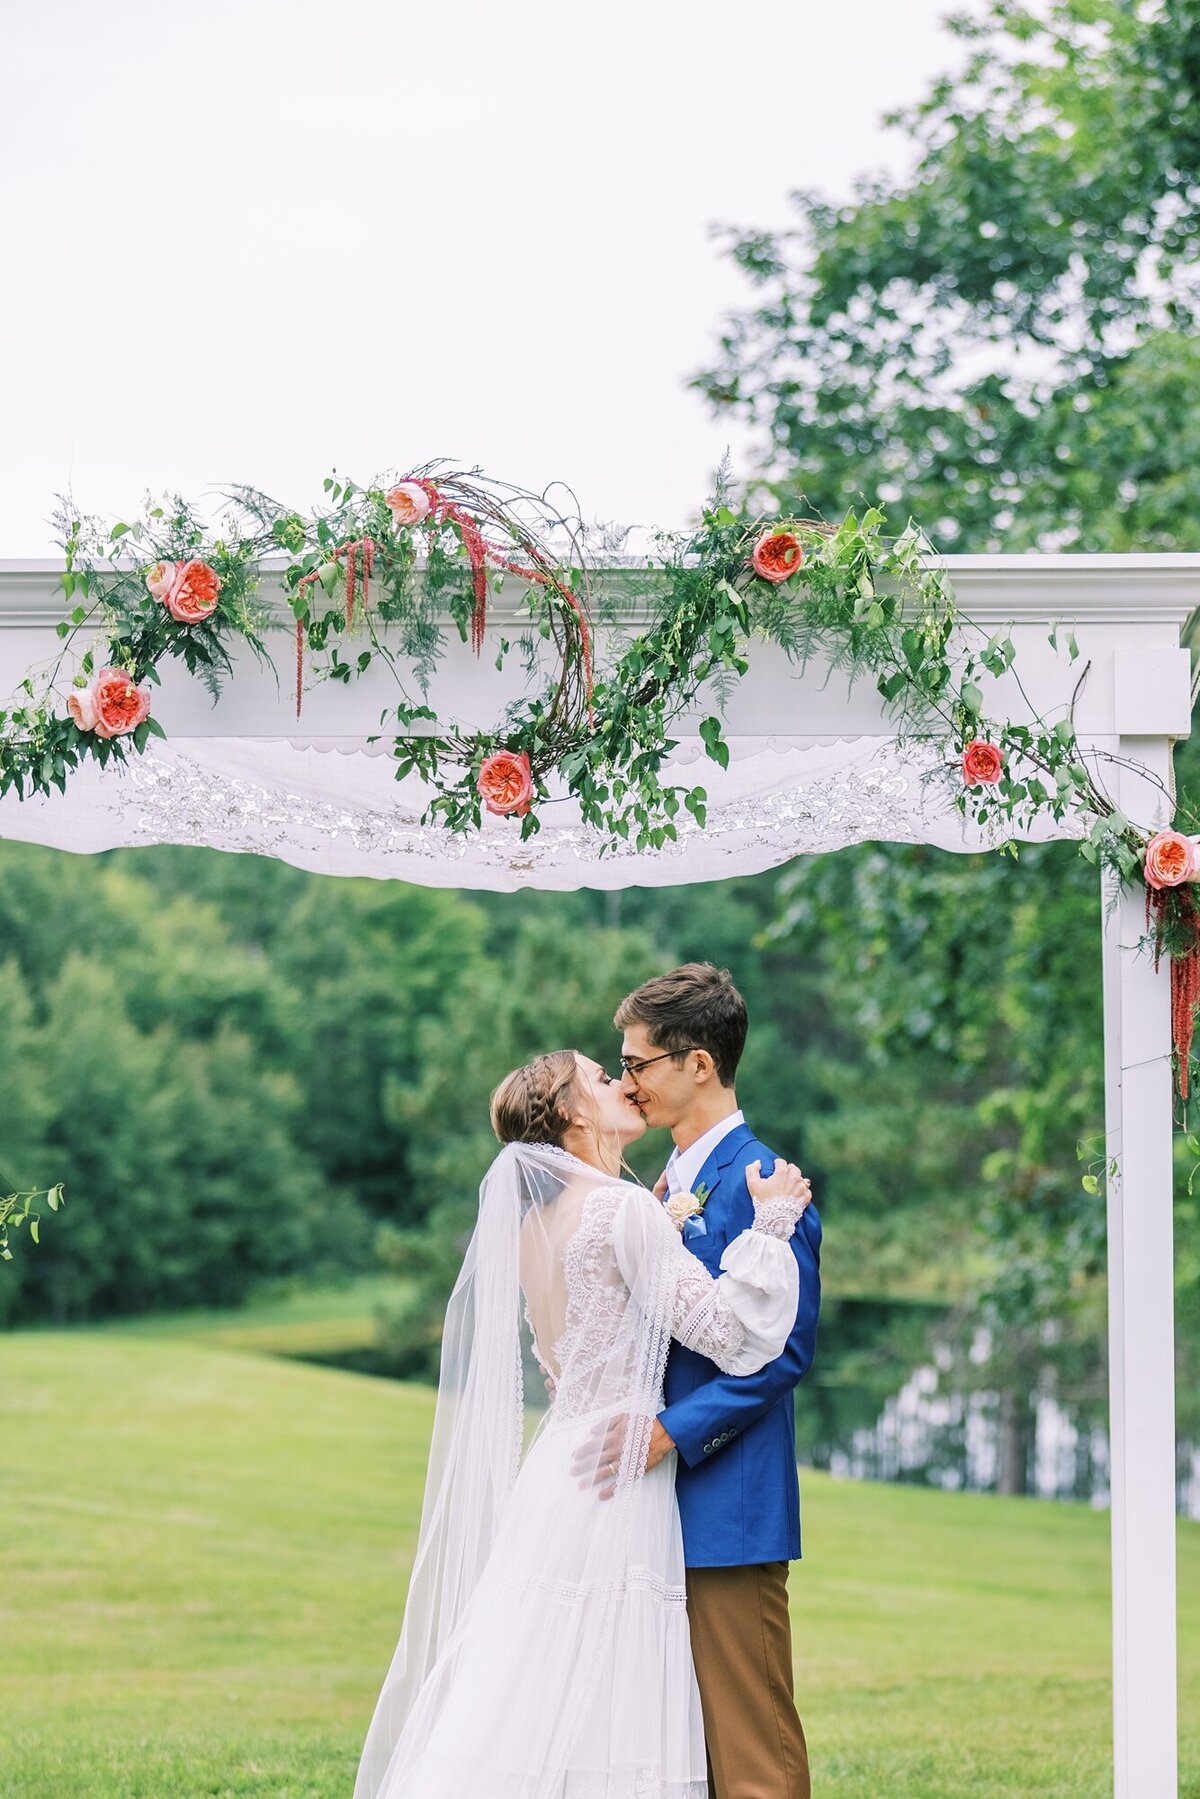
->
[1,551,1196,1795]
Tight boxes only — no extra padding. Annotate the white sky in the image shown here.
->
[2,0,962,555]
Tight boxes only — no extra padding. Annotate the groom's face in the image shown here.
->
[619,1024,695,1129]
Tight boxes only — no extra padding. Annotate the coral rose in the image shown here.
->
[478,749,534,817]
[751,530,804,584]
[163,558,221,624]
[962,739,1004,785]
[1144,829,1198,890]
[89,667,152,739]
[385,482,432,527]
[145,560,176,600]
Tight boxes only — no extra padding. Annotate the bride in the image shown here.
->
[354,1048,812,1799]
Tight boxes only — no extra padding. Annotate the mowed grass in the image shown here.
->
[72,1276,404,1359]
[2,1331,1199,1799]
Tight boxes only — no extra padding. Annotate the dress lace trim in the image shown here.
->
[752,1195,808,1239]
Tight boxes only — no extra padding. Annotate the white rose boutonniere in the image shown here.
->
[665,1182,712,1232]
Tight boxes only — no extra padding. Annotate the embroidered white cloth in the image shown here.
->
[0,733,1079,891]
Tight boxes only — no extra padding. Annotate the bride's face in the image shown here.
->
[573,1054,647,1148]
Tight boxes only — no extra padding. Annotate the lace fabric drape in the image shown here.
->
[0,733,1081,891]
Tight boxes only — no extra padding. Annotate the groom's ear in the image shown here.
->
[691,1049,717,1084]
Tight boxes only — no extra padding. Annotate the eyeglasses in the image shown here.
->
[618,1049,701,1076]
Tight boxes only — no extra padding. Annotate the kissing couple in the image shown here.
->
[354,962,823,1799]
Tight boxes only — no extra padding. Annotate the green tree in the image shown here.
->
[688,0,1200,1484]
[694,0,1200,550]
[375,915,665,1375]
[269,879,490,1221]
[10,952,351,1321]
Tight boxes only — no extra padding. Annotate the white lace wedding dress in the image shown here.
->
[354,1144,805,1799]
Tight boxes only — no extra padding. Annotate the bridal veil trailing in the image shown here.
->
[354,1140,801,1799]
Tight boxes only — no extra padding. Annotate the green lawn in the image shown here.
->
[69,1276,404,1358]
[2,1329,1198,1798]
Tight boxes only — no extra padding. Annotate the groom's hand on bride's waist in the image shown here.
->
[571,1414,676,1499]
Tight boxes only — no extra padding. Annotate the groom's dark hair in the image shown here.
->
[614,962,748,1088]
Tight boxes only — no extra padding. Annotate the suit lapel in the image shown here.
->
[693,1119,756,1200]
[682,1120,756,1253]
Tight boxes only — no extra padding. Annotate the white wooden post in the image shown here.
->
[1101,731,1180,1799]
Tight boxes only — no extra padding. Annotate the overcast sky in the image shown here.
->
[2,0,963,556]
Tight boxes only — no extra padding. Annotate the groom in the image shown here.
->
[615,962,821,1799]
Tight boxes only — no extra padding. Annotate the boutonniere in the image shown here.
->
[665,1182,712,1232]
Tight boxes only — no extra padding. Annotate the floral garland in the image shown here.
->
[1,461,1197,1096]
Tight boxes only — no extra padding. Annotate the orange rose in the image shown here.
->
[962,739,1004,785]
[163,558,221,623]
[478,750,533,817]
[1144,830,1198,890]
[751,530,804,584]
[90,667,152,739]
[385,481,432,527]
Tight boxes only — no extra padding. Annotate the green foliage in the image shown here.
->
[0,1178,62,1261]
[763,816,1200,1449]
[693,0,1200,551]
[9,461,1143,875]
[374,914,664,1374]
[0,843,487,1321]
[687,0,1200,1405]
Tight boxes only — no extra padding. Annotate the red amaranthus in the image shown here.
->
[1148,882,1200,1098]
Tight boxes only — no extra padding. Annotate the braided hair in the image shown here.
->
[490,1050,584,1147]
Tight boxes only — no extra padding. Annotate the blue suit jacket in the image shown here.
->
[658,1120,822,1568]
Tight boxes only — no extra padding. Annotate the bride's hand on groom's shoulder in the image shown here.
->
[746,1157,812,1211]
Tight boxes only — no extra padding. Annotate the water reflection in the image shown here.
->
[800,1296,1196,1518]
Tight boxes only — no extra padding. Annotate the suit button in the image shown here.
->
[703,1441,713,1455]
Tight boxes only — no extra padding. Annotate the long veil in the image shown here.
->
[353,1140,689,1799]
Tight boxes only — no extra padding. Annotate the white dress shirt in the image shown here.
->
[665,1109,745,1197]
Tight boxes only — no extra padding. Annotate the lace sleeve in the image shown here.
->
[612,1188,801,1378]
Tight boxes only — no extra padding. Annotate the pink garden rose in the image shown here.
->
[478,749,533,817]
[67,687,98,731]
[71,666,152,739]
[750,530,804,584]
[1143,829,1198,890]
[162,558,221,623]
[962,739,1004,785]
[144,560,176,599]
[385,482,432,527]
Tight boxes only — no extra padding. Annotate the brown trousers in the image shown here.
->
[685,1562,810,1799]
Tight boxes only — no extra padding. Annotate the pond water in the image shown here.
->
[798,1296,1200,1518]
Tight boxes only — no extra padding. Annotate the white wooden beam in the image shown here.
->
[1101,734,1179,1799]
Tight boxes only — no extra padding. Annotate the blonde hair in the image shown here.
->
[490,1050,583,1147]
